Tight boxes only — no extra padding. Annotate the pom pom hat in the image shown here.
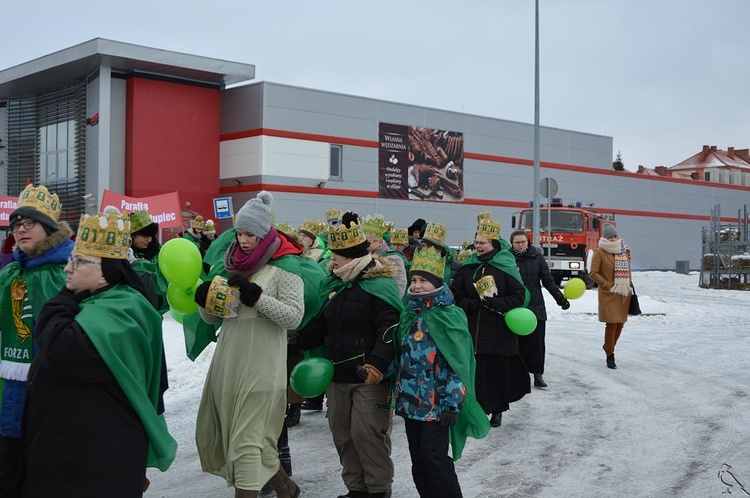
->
[236,191,274,238]
[602,224,618,238]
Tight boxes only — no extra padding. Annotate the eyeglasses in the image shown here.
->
[68,255,102,271]
[11,220,37,233]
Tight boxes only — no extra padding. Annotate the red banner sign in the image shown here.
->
[0,196,18,227]
[100,190,183,229]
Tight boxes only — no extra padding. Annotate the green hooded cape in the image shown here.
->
[75,285,177,471]
[398,304,490,460]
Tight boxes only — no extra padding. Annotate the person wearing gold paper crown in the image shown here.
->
[390,246,490,497]
[128,210,168,311]
[390,227,412,263]
[204,219,217,241]
[297,219,326,262]
[450,213,530,429]
[19,206,176,497]
[420,221,456,285]
[182,214,212,257]
[0,184,74,497]
[297,211,402,498]
[191,191,305,498]
[362,214,408,296]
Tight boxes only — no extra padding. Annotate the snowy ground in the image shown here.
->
[145,272,750,497]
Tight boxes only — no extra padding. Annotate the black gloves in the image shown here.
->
[440,411,459,427]
[228,274,263,307]
[559,298,571,310]
[194,280,212,308]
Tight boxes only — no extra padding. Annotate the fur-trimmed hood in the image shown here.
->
[14,221,73,257]
[326,254,398,281]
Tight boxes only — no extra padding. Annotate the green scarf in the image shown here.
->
[398,304,490,460]
[0,262,68,380]
[462,240,531,307]
[75,285,177,471]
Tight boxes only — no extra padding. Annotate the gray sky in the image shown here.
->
[3,1,748,170]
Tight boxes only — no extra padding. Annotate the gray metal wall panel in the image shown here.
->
[221,83,263,134]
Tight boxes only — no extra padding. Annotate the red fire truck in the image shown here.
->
[511,199,617,287]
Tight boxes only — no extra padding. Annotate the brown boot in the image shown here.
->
[235,488,258,498]
[267,465,301,498]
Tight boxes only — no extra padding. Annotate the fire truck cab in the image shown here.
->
[511,199,616,287]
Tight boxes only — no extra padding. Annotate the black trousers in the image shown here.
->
[0,435,21,497]
[518,319,547,374]
[403,418,462,498]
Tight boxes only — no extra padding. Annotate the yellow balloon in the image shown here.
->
[564,278,586,300]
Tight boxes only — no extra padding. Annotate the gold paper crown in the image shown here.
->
[422,221,447,247]
[75,206,131,259]
[362,214,387,239]
[326,208,342,224]
[16,184,62,222]
[461,240,473,251]
[390,228,409,246]
[327,217,367,251]
[275,222,294,234]
[410,246,446,279]
[192,216,205,230]
[205,219,215,230]
[455,250,472,263]
[383,221,394,235]
[477,211,493,224]
[206,276,240,318]
[476,218,501,240]
[299,219,325,236]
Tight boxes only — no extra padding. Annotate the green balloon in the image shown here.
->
[158,238,203,288]
[504,307,538,336]
[167,280,202,315]
[290,357,334,398]
[564,277,586,300]
[170,307,185,324]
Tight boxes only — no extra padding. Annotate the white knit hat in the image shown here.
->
[235,191,273,238]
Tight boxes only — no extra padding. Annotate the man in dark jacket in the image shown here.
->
[298,211,402,498]
[509,230,570,388]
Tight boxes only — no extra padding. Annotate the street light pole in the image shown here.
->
[532,0,541,248]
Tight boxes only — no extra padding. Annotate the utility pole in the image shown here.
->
[532,0,541,247]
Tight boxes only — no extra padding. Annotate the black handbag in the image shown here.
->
[628,286,642,316]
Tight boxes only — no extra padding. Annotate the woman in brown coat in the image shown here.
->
[589,224,633,369]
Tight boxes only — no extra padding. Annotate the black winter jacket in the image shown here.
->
[298,258,400,384]
[451,255,527,356]
[514,245,565,321]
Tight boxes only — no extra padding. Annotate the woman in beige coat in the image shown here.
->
[589,224,633,369]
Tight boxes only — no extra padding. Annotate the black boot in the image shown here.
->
[533,373,547,388]
[606,354,617,369]
[285,403,301,427]
[490,412,502,427]
[337,491,368,498]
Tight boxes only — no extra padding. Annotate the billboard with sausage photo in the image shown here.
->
[378,123,464,202]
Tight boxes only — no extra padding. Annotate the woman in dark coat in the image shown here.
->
[450,215,529,428]
[298,211,402,498]
[509,230,570,388]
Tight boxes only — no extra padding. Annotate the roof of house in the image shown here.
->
[669,145,750,171]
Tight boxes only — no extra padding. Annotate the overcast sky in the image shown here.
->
[3,1,748,170]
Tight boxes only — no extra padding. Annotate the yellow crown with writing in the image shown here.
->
[298,219,325,236]
[362,214,387,239]
[275,222,295,234]
[455,249,473,263]
[477,211,493,224]
[390,228,409,246]
[75,206,131,259]
[476,218,501,241]
[327,217,366,251]
[410,246,446,279]
[422,221,447,247]
[16,184,62,222]
[326,208,342,224]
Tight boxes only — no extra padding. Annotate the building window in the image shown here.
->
[704,171,710,182]
[330,144,342,180]
[40,120,76,182]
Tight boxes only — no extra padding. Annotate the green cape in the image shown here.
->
[131,257,169,314]
[462,240,531,307]
[316,269,404,316]
[398,304,490,460]
[75,285,177,471]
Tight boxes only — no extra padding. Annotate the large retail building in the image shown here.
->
[0,39,746,270]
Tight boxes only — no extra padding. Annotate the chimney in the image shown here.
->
[702,145,710,160]
[638,165,645,173]
[655,166,668,176]
[735,149,750,162]
[728,147,735,159]
[711,145,717,151]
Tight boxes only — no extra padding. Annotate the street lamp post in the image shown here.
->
[532,0,541,248]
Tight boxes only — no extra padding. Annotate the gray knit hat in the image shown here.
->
[236,191,273,238]
[602,224,618,238]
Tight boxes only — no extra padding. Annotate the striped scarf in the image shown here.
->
[598,238,632,296]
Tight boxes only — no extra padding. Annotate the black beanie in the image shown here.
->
[9,206,58,234]
[410,269,444,289]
